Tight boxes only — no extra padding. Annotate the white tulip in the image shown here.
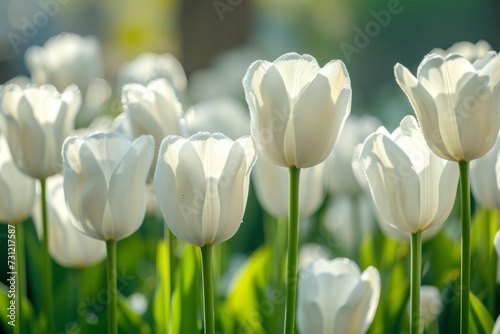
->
[33,175,106,268]
[493,315,500,334]
[0,84,81,179]
[395,52,500,162]
[0,135,36,222]
[122,78,186,177]
[252,152,325,218]
[243,52,351,168]
[25,33,101,95]
[495,231,500,257]
[154,132,257,247]
[25,32,109,125]
[325,115,381,196]
[117,52,187,97]
[297,258,380,334]
[356,116,459,234]
[62,132,154,241]
[470,132,500,210]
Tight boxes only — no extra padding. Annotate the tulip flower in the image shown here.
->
[0,83,81,332]
[495,231,500,257]
[117,52,187,99]
[25,32,110,126]
[33,175,106,268]
[252,152,325,219]
[0,84,81,179]
[154,132,256,246]
[357,115,458,333]
[185,97,250,140]
[244,52,351,333]
[395,52,500,333]
[154,132,257,334]
[244,52,351,169]
[122,78,186,178]
[395,53,500,162]
[62,132,154,241]
[0,135,36,223]
[297,258,380,334]
[63,131,154,334]
[325,115,381,196]
[494,315,500,334]
[357,116,459,234]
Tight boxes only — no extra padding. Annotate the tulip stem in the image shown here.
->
[410,231,422,334]
[459,161,470,334]
[106,240,117,334]
[284,166,300,334]
[201,245,215,334]
[40,178,54,333]
[13,222,24,334]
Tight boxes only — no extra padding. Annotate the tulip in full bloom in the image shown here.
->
[252,152,325,218]
[243,52,351,168]
[62,132,154,241]
[33,175,106,268]
[395,53,500,162]
[154,132,257,247]
[356,116,459,234]
[470,132,500,210]
[0,135,36,223]
[0,84,81,179]
[297,258,380,334]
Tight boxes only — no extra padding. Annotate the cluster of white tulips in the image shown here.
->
[1,32,500,334]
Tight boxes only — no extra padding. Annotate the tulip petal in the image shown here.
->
[63,137,109,240]
[273,53,319,100]
[212,137,256,245]
[360,133,421,233]
[109,135,154,240]
[244,60,290,166]
[395,64,454,160]
[155,136,207,246]
[293,60,351,167]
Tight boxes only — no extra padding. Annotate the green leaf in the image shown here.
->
[0,283,36,334]
[223,246,278,334]
[170,244,202,334]
[153,240,170,334]
[117,294,152,334]
[469,291,494,334]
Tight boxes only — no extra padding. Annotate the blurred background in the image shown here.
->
[0,0,499,332]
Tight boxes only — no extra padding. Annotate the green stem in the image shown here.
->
[284,166,300,334]
[201,245,214,334]
[106,240,117,334]
[410,231,422,334]
[40,178,53,333]
[168,229,177,292]
[14,222,24,334]
[459,161,470,334]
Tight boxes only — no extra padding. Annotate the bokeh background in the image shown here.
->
[0,0,499,332]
